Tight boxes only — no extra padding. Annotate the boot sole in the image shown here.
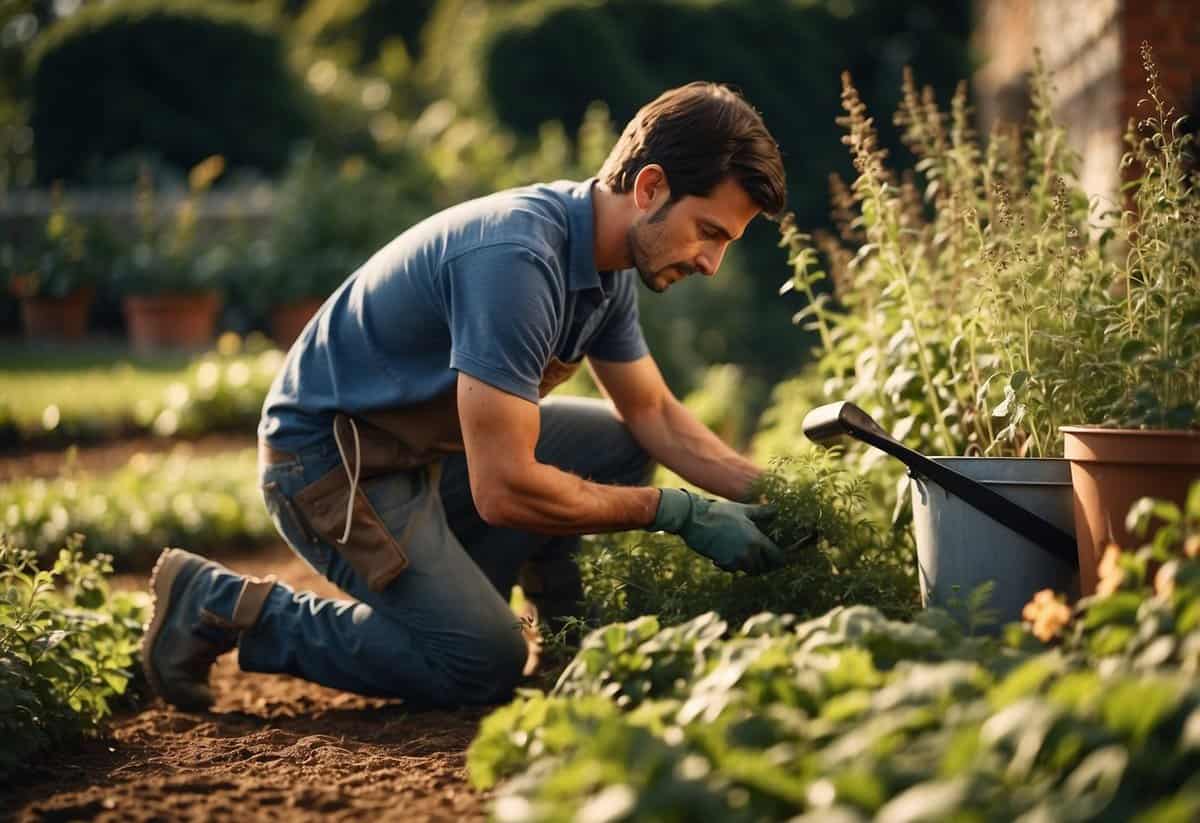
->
[141,548,207,708]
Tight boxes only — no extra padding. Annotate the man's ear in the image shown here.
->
[632,164,670,213]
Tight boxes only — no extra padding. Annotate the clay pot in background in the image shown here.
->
[122,291,221,351]
[269,297,324,350]
[19,287,94,341]
[1062,426,1200,595]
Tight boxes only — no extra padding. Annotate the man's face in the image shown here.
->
[627,176,760,293]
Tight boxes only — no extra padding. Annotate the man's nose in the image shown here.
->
[697,245,726,277]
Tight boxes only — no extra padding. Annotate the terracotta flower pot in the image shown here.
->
[19,287,94,341]
[122,292,222,352]
[269,297,324,349]
[1061,426,1200,595]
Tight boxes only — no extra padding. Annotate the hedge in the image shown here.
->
[29,0,311,182]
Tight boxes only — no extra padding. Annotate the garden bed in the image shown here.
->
[5,542,490,822]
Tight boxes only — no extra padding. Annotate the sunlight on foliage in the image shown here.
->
[0,537,147,779]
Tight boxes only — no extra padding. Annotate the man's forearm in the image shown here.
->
[475,459,661,535]
[624,395,761,501]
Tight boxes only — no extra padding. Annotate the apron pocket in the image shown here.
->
[293,465,411,592]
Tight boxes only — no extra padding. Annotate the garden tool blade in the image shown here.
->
[802,401,1078,568]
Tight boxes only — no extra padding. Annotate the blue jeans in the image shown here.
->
[242,396,651,707]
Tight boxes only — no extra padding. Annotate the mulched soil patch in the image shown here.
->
[4,543,491,822]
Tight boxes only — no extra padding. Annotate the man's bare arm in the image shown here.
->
[457,373,661,534]
[589,355,761,501]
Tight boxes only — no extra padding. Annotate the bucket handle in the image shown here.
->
[803,402,1078,568]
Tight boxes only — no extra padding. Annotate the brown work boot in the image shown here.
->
[141,548,277,710]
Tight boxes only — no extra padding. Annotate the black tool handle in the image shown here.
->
[803,402,1078,568]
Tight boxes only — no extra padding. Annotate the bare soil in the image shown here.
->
[4,543,491,822]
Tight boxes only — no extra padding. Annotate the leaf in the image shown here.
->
[875,777,971,823]
[993,387,1015,418]
[1120,340,1150,362]
[1009,371,1030,392]
[1082,592,1143,629]
[1125,497,1181,538]
[1101,679,1184,744]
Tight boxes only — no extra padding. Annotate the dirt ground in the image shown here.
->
[4,542,493,822]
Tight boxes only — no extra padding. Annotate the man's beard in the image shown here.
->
[627,212,694,293]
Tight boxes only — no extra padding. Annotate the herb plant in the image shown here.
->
[0,538,147,780]
[780,44,1199,466]
[578,449,918,630]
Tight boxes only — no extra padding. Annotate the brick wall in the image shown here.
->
[973,0,1200,206]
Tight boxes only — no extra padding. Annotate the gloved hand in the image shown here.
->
[650,488,785,574]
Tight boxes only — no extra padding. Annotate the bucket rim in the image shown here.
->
[924,456,1072,463]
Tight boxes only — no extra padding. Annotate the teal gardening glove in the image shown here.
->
[651,488,785,574]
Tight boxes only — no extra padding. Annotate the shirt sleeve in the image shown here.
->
[444,244,562,403]
[586,271,650,362]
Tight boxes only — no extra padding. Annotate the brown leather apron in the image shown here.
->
[262,357,584,592]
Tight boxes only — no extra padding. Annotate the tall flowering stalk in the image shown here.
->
[780,44,1198,466]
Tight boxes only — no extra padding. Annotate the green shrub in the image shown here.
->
[0,447,273,569]
[243,150,436,309]
[0,538,148,780]
[29,0,311,182]
[110,157,235,297]
[578,450,918,630]
[478,0,970,231]
[412,0,971,392]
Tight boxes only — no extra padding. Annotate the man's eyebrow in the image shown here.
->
[701,219,737,242]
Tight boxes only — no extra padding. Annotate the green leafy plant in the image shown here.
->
[469,491,1200,820]
[4,188,113,300]
[578,449,917,631]
[244,150,434,310]
[0,447,272,568]
[0,537,148,780]
[111,157,231,297]
[1085,43,1200,429]
[780,43,1198,467]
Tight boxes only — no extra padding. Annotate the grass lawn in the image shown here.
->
[0,340,192,437]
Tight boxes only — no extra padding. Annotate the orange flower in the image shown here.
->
[1023,588,1071,643]
[1096,544,1125,597]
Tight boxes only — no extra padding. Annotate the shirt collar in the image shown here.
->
[562,178,603,292]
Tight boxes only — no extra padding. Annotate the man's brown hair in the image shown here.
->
[599,82,786,216]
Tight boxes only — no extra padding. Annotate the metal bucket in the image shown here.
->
[911,457,1079,626]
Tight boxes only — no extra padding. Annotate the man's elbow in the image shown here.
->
[471,481,522,528]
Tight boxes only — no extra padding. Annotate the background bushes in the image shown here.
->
[472,0,973,389]
[28,0,311,183]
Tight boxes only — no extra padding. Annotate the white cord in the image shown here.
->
[333,417,361,545]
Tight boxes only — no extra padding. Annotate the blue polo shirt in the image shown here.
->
[259,178,649,453]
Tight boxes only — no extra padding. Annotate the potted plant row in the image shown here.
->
[780,43,1198,618]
